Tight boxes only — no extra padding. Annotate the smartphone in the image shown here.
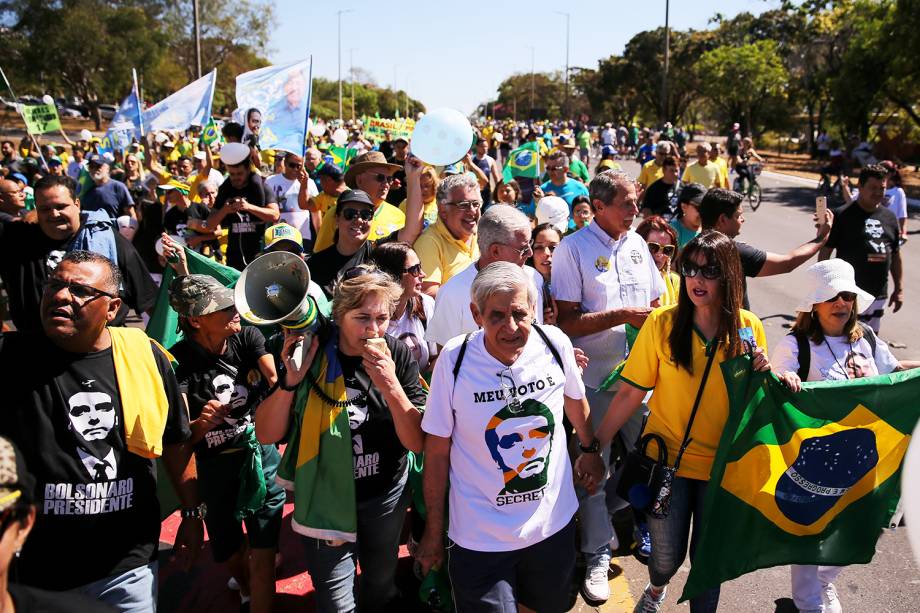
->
[739,326,757,355]
[816,196,827,225]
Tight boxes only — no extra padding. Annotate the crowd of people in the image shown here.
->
[0,110,914,613]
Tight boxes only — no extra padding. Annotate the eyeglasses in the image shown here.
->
[370,173,395,184]
[680,261,721,280]
[825,291,857,303]
[341,266,392,283]
[647,242,676,257]
[445,199,482,212]
[42,277,118,302]
[531,242,558,253]
[285,162,303,169]
[547,165,566,172]
[403,263,423,276]
[507,243,533,258]
[341,208,373,222]
[497,367,523,414]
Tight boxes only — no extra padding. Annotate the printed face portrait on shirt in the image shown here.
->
[485,399,554,495]
[67,391,117,443]
[211,373,250,425]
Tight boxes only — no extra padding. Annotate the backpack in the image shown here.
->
[791,321,877,381]
[452,323,564,382]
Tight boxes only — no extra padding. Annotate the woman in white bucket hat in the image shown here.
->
[772,258,920,613]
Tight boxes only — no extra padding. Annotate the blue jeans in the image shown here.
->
[301,473,410,613]
[76,561,158,613]
[646,477,719,613]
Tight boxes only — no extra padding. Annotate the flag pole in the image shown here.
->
[302,56,314,158]
[0,64,49,171]
[133,68,145,137]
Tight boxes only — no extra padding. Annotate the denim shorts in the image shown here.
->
[447,517,576,613]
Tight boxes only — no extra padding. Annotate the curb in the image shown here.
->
[762,170,920,212]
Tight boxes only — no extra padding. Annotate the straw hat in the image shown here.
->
[343,151,401,189]
[794,259,875,314]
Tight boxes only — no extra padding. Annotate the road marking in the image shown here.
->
[600,563,635,612]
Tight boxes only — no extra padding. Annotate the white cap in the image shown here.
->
[535,195,569,234]
[794,259,875,314]
[193,151,206,161]
[220,142,250,166]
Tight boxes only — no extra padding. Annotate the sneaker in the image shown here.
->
[633,584,666,613]
[634,523,651,560]
[823,583,843,613]
[582,555,611,601]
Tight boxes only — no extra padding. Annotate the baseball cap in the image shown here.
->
[9,173,28,185]
[316,163,344,181]
[193,151,206,161]
[535,195,570,234]
[679,183,707,205]
[601,144,617,157]
[87,152,113,166]
[335,189,375,212]
[220,142,251,166]
[263,223,304,252]
[159,179,191,196]
[168,274,235,317]
[48,156,63,167]
[393,135,409,144]
[0,436,35,513]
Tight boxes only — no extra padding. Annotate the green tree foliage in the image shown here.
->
[696,40,789,136]
[309,78,425,121]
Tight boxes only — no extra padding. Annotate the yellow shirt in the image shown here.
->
[413,219,479,286]
[638,159,663,187]
[399,197,438,228]
[314,192,339,215]
[620,305,767,481]
[660,270,680,307]
[313,201,405,253]
[682,161,721,188]
[715,157,730,188]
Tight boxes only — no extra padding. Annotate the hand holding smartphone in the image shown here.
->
[816,196,827,226]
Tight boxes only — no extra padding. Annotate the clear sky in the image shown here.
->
[270,0,778,116]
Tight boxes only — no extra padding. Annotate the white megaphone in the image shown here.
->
[235,251,320,369]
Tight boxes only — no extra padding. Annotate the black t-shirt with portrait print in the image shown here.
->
[307,241,375,299]
[163,201,210,237]
[213,173,277,270]
[335,334,427,502]
[171,326,270,458]
[0,331,190,591]
[0,220,158,332]
[825,203,900,298]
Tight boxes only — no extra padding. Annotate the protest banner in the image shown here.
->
[21,103,61,134]
[236,58,313,155]
[681,359,920,602]
[143,70,216,133]
[364,116,414,143]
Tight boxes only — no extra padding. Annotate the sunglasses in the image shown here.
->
[647,242,676,256]
[680,261,721,280]
[445,199,482,212]
[825,291,857,303]
[341,208,373,222]
[371,173,395,184]
[42,278,118,302]
[403,263,423,276]
[497,367,523,414]
[342,266,392,283]
[285,162,303,169]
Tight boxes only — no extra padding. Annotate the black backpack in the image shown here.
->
[452,323,564,382]
[791,321,877,381]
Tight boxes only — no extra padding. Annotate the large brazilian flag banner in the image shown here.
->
[681,357,920,602]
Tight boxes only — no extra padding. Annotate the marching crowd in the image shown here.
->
[0,114,915,613]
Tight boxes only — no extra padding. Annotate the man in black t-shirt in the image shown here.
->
[206,142,280,270]
[160,181,215,254]
[820,164,903,332]
[0,251,202,608]
[0,175,157,332]
[640,155,680,218]
[700,188,833,309]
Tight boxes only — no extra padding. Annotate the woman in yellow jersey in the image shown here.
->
[636,216,680,306]
[596,231,774,613]
[399,164,438,229]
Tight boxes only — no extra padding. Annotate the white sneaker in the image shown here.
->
[823,583,843,613]
[582,557,611,601]
[633,584,667,613]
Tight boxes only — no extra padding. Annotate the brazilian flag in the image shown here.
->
[76,165,94,199]
[681,358,920,602]
[502,141,541,182]
[329,145,357,169]
[201,117,222,146]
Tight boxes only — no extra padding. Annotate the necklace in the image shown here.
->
[304,369,369,408]
[822,336,853,380]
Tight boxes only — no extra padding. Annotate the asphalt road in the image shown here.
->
[568,160,920,612]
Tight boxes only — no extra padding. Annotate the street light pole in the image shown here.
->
[528,45,535,119]
[337,9,354,121]
[192,0,202,79]
[661,0,670,124]
[350,48,356,121]
[554,11,570,119]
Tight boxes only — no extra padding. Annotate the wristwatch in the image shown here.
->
[579,437,601,454]
[181,503,207,520]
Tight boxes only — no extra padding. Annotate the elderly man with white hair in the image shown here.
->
[416,261,605,613]
[425,204,548,349]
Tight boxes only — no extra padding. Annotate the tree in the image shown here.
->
[696,40,789,136]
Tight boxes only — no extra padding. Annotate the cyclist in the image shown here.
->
[733,137,764,192]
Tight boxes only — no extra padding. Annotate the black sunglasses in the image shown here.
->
[647,242,676,257]
[680,261,721,280]
[403,263,423,276]
[371,173,395,184]
[42,277,118,302]
[341,207,373,222]
[825,291,857,303]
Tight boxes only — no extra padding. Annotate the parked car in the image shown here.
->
[58,107,84,118]
[98,104,117,120]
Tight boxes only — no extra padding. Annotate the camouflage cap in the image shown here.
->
[0,436,34,512]
[168,274,235,317]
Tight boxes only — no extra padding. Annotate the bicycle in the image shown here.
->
[733,163,763,210]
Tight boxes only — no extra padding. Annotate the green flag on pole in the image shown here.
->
[502,141,541,182]
[681,359,920,602]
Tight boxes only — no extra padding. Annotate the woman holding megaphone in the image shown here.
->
[256,264,427,613]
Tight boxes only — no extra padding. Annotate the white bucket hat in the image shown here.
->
[535,195,569,234]
[794,259,875,314]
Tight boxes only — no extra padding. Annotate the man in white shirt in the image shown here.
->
[417,262,604,612]
[425,205,546,348]
[551,169,664,601]
[265,152,318,250]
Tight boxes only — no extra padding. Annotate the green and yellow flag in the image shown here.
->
[681,359,920,602]
[502,141,541,182]
[329,145,357,169]
[201,117,221,146]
